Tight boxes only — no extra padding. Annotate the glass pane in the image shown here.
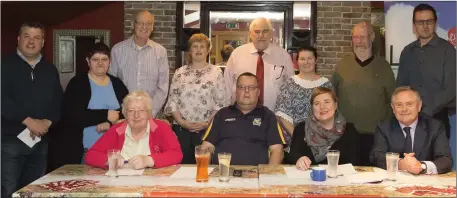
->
[183,2,200,28]
[293,2,311,30]
[209,11,285,65]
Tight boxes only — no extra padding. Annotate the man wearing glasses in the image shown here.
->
[109,10,169,118]
[224,17,294,112]
[331,21,396,166]
[397,4,456,139]
[201,72,285,165]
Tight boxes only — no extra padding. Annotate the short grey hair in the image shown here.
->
[249,17,273,32]
[122,90,153,117]
[391,86,422,103]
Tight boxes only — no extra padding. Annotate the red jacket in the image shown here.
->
[85,119,183,169]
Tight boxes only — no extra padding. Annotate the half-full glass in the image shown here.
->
[218,152,232,182]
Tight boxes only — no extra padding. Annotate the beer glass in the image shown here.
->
[195,145,210,182]
[106,149,120,177]
[386,152,399,181]
[326,150,340,178]
[218,152,232,182]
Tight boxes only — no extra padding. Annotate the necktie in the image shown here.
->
[256,51,264,106]
[403,127,413,153]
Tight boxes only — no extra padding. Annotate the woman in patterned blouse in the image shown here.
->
[274,46,333,149]
[164,33,228,164]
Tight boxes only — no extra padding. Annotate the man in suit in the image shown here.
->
[370,86,452,174]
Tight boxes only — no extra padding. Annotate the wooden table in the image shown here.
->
[13,164,456,197]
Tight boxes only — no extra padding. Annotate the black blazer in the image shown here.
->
[287,122,361,166]
[370,114,452,174]
[47,73,129,171]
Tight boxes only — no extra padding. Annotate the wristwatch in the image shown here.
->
[420,161,427,174]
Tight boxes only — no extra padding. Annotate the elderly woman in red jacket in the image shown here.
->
[85,91,183,169]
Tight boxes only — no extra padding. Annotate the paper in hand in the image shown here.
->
[17,128,41,148]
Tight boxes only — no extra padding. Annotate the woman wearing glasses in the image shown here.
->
[47,43,129,172]
[164,33,228,164]
[85,91,183,169]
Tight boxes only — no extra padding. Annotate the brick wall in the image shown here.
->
[123,1,177,71]
[315,1,371,77]
[121,1,373,77]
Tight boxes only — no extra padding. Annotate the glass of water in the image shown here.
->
[327,150,340,178]
[106,149,120,177]
[386,152,399,181]
[218,152,232,182]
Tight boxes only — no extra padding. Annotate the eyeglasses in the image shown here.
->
[236,85,258,91]
[414,19,435,26]
[352,33,372,40]
[134,21,153,28]
[126,109,147,115]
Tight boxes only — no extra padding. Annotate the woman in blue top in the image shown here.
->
[47,43,129,172]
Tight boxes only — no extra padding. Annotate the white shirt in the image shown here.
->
[121,122,151,160]
[399,119,437,174]
[224,42,294,111]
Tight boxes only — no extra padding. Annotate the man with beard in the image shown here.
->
[224,17,294,111]
[331,21,396,166]
[397,4,456,139]
[109,10,169,118]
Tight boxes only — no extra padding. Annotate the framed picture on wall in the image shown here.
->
[58,37,76,73]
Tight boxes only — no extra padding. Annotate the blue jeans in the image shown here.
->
[1,138,48,198]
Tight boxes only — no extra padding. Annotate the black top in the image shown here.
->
[287,121,361,166]
[1,54,63,140]
[202,104,286,165]
[355,55,374,67]
[47,72,128,169]
[398,34,456,116]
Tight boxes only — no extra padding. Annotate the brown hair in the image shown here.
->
[391,86,422,102]
[310,87,338,105]
[186,33,211,64]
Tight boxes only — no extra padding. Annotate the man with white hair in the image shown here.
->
[331,21,396,166]
[224,17,294,111]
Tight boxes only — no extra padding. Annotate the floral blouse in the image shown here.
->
[164,64,228,122]
[275,75,333,145]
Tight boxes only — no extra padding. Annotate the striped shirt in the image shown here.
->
[109,36,169,117]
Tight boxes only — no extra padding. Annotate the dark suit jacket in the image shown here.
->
[370,114,452,174]
[287,122,361,166]
[47,72,129,172]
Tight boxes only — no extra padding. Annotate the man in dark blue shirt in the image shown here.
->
[397,4,456,138]
[201,72,285,165]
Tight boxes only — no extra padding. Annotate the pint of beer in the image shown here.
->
[195,145,210,182]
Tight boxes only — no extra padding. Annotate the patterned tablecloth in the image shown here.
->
[13,164,259,197]
[259,165,456,197]
[13,164,456,197]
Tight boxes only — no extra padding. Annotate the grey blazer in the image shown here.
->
[370,114,452,174]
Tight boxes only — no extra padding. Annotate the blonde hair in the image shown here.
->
[122,90,153,117]
[186,33,212,64]
[391,86,422,103]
